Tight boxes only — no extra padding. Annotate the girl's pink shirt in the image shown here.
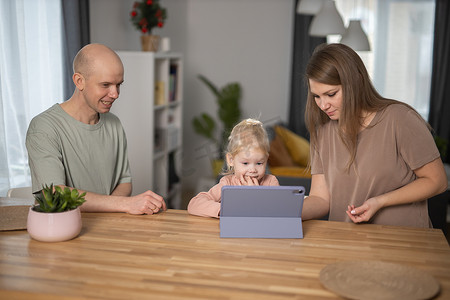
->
[187,174,280,218]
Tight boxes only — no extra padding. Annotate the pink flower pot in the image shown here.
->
[27,207,82,242]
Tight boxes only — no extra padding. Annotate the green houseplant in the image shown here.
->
[192,75,242,175]
[32,184,86,213]
[28,184,86,242]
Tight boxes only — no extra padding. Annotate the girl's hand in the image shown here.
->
[238,175,260,186]
[346,198,383,223]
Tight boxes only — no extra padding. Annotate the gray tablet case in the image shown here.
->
[220,186,305,238]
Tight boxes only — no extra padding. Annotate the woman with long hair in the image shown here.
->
[301,43,447,227]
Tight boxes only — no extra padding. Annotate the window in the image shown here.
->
[330,0,435,120]
[0,0,64,196]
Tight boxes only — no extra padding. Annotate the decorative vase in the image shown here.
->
[27,207,82,242]
[140,34,160,52]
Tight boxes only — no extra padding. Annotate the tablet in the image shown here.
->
[220,186,305,238]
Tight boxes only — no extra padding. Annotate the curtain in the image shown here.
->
[289,0,326,139]
[0,0,65,195]
[62,0,90,100]
[428,0,450,164]
[0,0,90,196]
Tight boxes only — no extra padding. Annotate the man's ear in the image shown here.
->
[73,73,85,91]
[226,153,234,167]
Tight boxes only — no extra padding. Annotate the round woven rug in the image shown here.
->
[319,260,440,300]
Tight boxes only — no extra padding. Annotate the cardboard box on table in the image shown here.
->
[0,197,35,231]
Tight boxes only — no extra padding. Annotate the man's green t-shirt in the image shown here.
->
[26,104,131,194]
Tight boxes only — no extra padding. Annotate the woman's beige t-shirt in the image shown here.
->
[311,104,440,227]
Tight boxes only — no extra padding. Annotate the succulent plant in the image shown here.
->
[33,184,86,213]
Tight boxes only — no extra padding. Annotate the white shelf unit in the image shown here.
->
[112,51,183,209]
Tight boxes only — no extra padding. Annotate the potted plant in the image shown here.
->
[130,0,167,52]
[192,75,242,176]
[27,184,86,242]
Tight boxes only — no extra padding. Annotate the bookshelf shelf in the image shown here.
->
[111,51,183,209]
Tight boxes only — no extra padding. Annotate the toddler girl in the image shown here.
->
[187,118,279,218]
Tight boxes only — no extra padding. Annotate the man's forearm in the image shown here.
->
[111,182,132,196]
[80,191,130,213]
[55,182,166,214]
[55,183,132,213]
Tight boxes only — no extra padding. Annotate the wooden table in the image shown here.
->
[1,209,449,299]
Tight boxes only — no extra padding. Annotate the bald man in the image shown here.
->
[26,44,166,214]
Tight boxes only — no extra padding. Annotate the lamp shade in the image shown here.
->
[340,20,371,51]
[309,0,345,37]
[296,0,324,15]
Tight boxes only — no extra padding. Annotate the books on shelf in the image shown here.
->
[154,81,165,105]
[169,64,178,102]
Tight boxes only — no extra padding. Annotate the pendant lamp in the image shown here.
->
[296,0,324,15]
[340,20,371,51]
[309,0,345,37]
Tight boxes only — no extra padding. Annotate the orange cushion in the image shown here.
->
[268,134,296,167]
[270,166,312,178]
[274,125,310,167]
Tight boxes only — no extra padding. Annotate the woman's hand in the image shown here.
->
[347,158,448,224]
[346,197,383,223]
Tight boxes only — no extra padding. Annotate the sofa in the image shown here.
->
[267,124,311,193]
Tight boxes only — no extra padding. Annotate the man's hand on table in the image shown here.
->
[127,190,167,215]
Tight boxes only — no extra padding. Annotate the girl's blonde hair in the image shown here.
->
[222,118,270,175]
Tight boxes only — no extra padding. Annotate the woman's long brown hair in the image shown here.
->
[305,43,419,170]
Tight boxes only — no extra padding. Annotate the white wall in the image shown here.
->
[90,0,295,199]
